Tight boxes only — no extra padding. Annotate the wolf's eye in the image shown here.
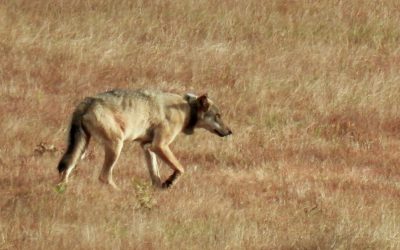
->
[216,114,221,119]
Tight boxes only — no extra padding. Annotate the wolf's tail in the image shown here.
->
[57,100,92,174]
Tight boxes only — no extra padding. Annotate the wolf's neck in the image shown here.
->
[182,95,198,134]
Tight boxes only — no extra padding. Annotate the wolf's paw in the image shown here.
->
[161,180,173,189]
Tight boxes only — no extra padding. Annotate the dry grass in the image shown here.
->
[1,0,400,249]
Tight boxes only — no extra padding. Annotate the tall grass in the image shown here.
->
[1,0,400,249]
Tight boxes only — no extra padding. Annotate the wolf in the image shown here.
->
[57,89,232,189]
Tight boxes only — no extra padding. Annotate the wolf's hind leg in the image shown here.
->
[99,140,123,190]
[141,143,162,188]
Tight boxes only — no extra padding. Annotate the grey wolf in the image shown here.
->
[57,89,232,189]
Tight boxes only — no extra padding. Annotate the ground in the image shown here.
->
[1,1,400,249]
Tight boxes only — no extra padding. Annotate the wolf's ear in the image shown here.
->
[184,93,197,100]
[197,94,210,111]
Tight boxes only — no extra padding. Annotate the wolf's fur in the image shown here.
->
[57,89,232,189]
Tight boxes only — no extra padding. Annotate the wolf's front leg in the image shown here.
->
[151,145,185,188]
[161,171,182,188]
[141,142,162,188]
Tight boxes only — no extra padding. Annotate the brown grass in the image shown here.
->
[1,0,400,249]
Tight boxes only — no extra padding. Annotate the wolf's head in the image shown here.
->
[184,93,232,137]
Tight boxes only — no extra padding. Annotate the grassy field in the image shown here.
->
[1,0,400,249]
